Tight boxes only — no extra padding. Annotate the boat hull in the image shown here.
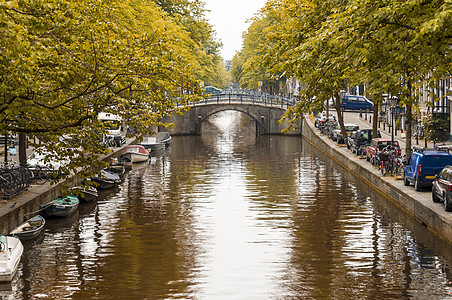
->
[44,203,79,218]
[9,215,45,242]
[120,152,149,163]
[43,196,79,218]
[92,170,121,190]
[142,143,165,151]
[0,236,23,283]
[71,187,98,203]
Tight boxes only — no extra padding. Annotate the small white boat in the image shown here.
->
[155,132,172,146]
[0,235,23,283]
[120,145,149,163]
[140,137,165,151]
[9,215,45,242]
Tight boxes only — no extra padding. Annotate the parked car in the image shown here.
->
[366,138,401,165]
[432,165,452,211]
[404,146,452,191]
[340,95,374,112]
[349,129,381,154]
[332,123,359,144]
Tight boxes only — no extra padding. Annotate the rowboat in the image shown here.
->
[120,145,150,163]
[9,215,45,242]
[155,132,172,146]
[140,137,165,151]
[71,186,98,203]
[43,195,79,218]
[92,169,121,189]
[0,235,23,283]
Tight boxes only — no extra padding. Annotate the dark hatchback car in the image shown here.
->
[432,165,452,211]
[404,146,452,191]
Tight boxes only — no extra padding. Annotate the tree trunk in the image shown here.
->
[334,92,348,145]
[405,81,413,157]
[19,133,27,166]
[373,101,379,137]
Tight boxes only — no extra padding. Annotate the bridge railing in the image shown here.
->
[184,90,297,109]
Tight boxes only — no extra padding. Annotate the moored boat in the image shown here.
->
[70,186,98,203]
[9,215,45,242]
[120,145,150,163]
[92,169,121,190]
[43,195,79,218]
[155,132,172,146]
[107,157,126,175]
[0,235,23,283]
[140,136,165,151]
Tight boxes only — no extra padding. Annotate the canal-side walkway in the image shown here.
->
[0,138,137,235]
[302,113,452,245]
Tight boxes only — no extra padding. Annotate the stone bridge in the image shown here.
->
[161,91,302,135]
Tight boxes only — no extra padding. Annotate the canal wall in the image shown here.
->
[301,116,452,245]
[0,139,137,235]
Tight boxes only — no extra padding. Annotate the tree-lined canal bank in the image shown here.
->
[2,114,451,298]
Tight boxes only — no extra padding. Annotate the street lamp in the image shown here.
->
[389,97,398,147]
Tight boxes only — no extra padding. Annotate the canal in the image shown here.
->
[3,112,452,299]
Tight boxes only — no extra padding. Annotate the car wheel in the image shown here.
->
[445,195,452,212]
[414,177,422,191]
[403,173,410,186]
[432,187,441,203]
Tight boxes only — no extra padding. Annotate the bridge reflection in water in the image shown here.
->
[7,112,452,299]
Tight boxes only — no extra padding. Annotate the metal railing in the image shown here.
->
[185,90,297,109]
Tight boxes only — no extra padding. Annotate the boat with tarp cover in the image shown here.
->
[43,195,79,218]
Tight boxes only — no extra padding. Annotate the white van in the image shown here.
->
[98,112,125,147]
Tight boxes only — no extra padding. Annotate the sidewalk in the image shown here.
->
[306,113,452,244]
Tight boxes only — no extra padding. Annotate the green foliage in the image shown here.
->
[238,0,452,144]
[151,0,228,88]
[0,0,224,182]
[424,118,450,142]
[231,16,280,93]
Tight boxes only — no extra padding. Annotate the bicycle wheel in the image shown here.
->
[33,167,49,185]
[0,171,19,196]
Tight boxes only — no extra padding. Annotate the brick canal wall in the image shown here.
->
[0,139,137,235]
[302,116,452,245]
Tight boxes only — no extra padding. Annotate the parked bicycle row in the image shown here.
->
[315,113,452,212]
[0,163,52,197]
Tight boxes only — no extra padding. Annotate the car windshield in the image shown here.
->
[377,141,399,150]
[345,125,359,131]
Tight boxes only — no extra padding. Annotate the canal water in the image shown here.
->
[3,112,452,299]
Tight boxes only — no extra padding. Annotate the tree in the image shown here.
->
[152,0,228,88]
[231,15,281,93]
[0,0,203,181]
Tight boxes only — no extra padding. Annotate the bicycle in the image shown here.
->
[101,135,117,148]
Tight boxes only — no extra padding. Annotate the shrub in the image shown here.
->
[424,117,449,142]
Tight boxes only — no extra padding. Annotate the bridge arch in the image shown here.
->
[160,91,301,136]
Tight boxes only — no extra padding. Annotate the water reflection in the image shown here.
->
[10,112,452,299]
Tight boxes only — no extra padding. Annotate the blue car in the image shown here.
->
[403,146,452,191]
[340,95,374,112]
